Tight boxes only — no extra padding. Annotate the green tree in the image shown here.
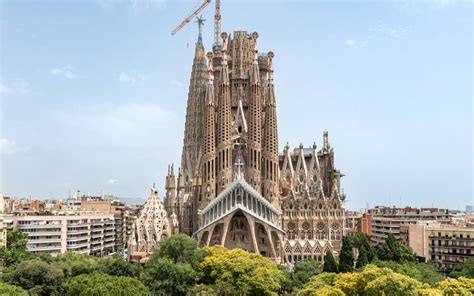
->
[338,236,354,272]
[142,257,197,296]
[96,254,136,277]
[289,259,322,291]
[351,233,375,262]
[376,233,416,263]
[0,230,34,268]
[51,252,98,278]
[66,272,150,296]
[323,251,338,273]
[311,285,345,296]
[6,259,65,296]
[0,282,28,296]
[450,258,474,279]
[299,264,428,296]
[374,260,442,287]
[199,246,284,296]
[155,234,204,268]
[356,245,369,268]
[295,273,338,296]
[437,277,474,296]
[142,234,204,295]
[277,264,291,294]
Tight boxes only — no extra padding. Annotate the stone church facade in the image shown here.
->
[163,28,346,264]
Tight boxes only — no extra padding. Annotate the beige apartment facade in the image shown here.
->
[6,214,117,256]
[405,221,474,273]
[370,209,451,245]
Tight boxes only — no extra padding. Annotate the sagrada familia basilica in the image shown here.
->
[130,23,346,264]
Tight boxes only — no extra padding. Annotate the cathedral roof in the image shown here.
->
[196,178,284,235]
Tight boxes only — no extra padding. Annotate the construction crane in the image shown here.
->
[171,0,221,46]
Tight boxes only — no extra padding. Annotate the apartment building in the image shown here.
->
[405,221,474,273]
[369,207,451,245]
[6,214,117,256]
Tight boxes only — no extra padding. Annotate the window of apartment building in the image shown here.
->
[460,234,463,239]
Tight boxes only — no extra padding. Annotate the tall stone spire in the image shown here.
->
[247,32,262,192]
[180,21,208,184]
[202,51,217,207]
[216,32,233,194]
[164,164,176,215]
[262,51,280,208]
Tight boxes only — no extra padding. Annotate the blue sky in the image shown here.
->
[0,0,472,210]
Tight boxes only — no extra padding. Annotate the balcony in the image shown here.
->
[67,236,90,242]
[18,224,62,230]
[28,238,62,244]
[27,245,62,252]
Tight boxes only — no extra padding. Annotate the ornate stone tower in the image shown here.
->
[164,25,346,264]
[180,22,208,191]
[129,185,178,259]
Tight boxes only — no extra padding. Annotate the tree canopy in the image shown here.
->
[142,234,204,296]
[375,233,416,263]
[198,246,285,296]
[288,259,323,292]
[5,259,65,296]
[0,282,28,296]
[338,236,354,273]
[0,230,35,268]
[323,250,338,273]
[65,272,150,296]
[450,258,474,279]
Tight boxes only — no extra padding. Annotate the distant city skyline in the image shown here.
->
[1,0,472,210]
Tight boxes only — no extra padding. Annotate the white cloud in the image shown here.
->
[0,79,30,94]
[0,138,19,154]
[345,39,356,47]
[344,39,367,48]
[170,80,184,88]
[119,72,146,87]
[50,65,77,79]
[107,178,118,185]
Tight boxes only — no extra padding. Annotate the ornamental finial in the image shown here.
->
[252,32,259,62]
[195,15,205,42]
[206,51,214,82]
[221,32,228,61]
[267,51,274,80]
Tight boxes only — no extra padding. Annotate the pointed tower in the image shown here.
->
[201,51,217,208]
[164,164,177,215]
[180,20,208,186]
[246,32,263,192]
[216,32,233,193]
[262,51,280,208]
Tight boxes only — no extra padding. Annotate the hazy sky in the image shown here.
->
[1,0,472,210]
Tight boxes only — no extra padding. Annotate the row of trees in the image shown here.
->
[296,264,474,296]
[1,230,473,295]
[322,233,417,274]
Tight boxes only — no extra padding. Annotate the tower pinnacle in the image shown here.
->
[196,15,205,43]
